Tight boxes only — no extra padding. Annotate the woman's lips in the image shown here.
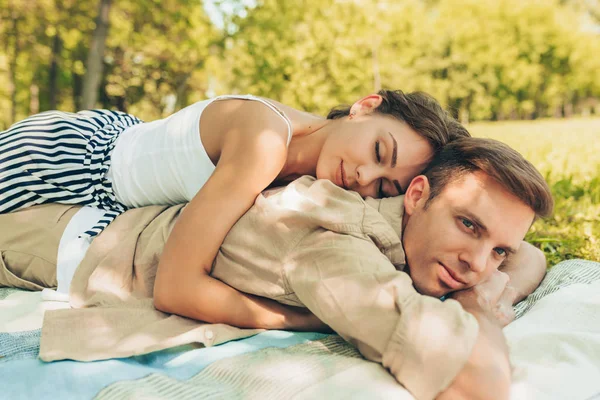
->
[339,160,348,189]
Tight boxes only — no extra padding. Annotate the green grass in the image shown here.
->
[469,117,600,265]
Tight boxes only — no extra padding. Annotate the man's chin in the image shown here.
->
[413,281,448,298]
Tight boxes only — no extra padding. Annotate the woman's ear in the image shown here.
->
[403,175,431,216]
[350,94,383,116]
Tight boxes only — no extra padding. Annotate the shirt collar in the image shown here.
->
[364,196,405,239]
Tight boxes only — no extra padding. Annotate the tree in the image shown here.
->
[82,0,112,110]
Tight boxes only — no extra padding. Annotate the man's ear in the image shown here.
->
[350,94,383,116]
[403,175,431,216]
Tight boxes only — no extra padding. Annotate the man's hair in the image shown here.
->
[421,137,554,218]
[327,89,470,153]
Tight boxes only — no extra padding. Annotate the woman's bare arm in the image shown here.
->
[153,103,326,331]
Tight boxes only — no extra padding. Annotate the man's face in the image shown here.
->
[402,171,536,298]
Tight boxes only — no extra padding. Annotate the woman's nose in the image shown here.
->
[356,165,378,187]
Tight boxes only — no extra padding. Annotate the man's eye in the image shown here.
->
[494,248,507,257]
[375,141,381,163]
[461,218,475,230]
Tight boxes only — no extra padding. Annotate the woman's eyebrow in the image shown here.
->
[387,132,398,168]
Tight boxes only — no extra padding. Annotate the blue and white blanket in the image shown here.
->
[1,260,600,400]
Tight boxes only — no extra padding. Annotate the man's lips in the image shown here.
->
[438,262,467,290]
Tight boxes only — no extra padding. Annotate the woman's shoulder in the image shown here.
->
[201,96,292,152]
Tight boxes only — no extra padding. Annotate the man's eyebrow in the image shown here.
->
[461,209,518,254]
[387,132,397,168]
[461,209,489,234]
[504,245,518,255]
[499,245,518,255]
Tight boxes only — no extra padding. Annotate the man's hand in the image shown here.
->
[438,271,513,400]
[454,241,547,329]
[493,284,517,327]
[467,270,510,309]
[458,270,517,327]
[499,241,547,305]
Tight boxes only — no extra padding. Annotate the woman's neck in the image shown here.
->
[277,117,336,182]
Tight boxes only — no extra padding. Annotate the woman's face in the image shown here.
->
[316,99,433,198]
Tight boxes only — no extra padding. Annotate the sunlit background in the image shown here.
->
[1,0,599,262]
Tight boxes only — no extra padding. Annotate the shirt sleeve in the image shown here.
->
[286,230,479,400]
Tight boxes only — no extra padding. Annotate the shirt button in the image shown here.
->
[205,329,214,340]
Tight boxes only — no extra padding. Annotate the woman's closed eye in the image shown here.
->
[375,140,381,163]
[375,141,386,197]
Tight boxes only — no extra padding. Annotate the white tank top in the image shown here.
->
[107,95,293,207]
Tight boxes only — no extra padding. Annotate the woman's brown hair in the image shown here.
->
[327,89,471,153]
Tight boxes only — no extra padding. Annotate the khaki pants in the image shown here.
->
[0,204,80,290]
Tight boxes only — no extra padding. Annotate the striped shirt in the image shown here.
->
[0,109,142,237]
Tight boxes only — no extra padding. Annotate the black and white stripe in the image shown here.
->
[0,109,142,237]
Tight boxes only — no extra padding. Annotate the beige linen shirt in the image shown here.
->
[0,176,478,400]
[211,176,479,400]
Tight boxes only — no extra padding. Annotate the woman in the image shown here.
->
[0,90,469,330]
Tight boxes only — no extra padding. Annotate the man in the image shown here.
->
[0,138,552,400]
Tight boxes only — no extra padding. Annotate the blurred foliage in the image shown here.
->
[0,0,221,124]
[0,0,599,126]
[0,0,598,263]
[471,117,600,264]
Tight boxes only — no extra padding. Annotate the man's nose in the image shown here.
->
[459,243,489,274]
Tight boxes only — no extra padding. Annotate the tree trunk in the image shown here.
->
[8,14,20,124]
[49,31,62,110]
[371,41,381,93]
[459,106,470,125]
[81,0,112,110]
[174,73,191,112]
[72,69,83,111]
[564,101,574,118]
[29,84,39,115]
